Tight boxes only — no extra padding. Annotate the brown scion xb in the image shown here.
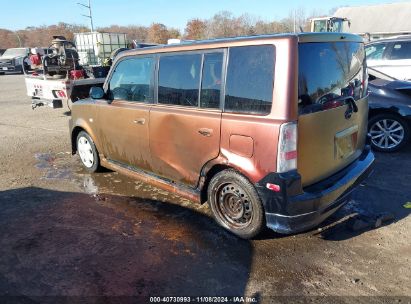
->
[70,33,375,239]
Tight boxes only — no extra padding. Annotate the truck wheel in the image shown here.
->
[207,169,265,239]
[76,131,101,172]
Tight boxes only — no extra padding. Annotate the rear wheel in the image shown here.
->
[76,131,100,172]
[369,113,410,152]
[207,170,265,239]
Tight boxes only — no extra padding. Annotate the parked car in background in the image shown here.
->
[0,47,30,74]
[70,33,374,239]
[366,35,411,81]
[368,67,411,152]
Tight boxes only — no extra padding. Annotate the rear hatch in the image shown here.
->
[297,37,368,187]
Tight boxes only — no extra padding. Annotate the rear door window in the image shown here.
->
[200,52,223,109]
[224,45,275,115]
[387,41,411,60]
[298,42,366,115]
[158,54,201,107]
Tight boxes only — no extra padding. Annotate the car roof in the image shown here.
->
[367,35,411,45]
[116,32,362,60]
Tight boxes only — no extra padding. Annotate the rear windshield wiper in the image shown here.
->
[338,96,358,118]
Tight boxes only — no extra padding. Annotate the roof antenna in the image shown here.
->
[299,26,304,33]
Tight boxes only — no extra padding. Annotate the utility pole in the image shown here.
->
[77,0,94,32]
[14,31,22,47]
[293,9,296,33]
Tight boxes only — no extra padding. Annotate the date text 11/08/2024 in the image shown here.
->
[149,296,258,303]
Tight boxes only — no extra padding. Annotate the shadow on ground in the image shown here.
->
[0,187,253,300]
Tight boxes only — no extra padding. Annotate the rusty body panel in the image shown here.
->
[149,105,222,186]
[219,114,282,183]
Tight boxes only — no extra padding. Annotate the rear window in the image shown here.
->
[224,45,275,115]
[298,42,366,115]
[388,41,411,60]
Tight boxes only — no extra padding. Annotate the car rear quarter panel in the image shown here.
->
[219,37,299,184]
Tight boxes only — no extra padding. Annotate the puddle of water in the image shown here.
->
[34,152,207,214]
[34,153,56,169]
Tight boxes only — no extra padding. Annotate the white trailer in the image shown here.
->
[24,32,128,109]
[25,74,105,109]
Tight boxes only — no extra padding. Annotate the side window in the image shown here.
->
[366,43,387,60]
[388,41,411,60]
[313,20,327,32]
[225,45,275,115]
[158,54,201,107]
[109,57,154,102]
[200,52,223,109]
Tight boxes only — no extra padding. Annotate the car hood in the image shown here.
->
[385,80,411,90]
[370,78,411,90]
[0,55,24,61]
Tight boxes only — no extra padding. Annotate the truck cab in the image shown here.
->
[310,17,350,33]
[0,48,30,74]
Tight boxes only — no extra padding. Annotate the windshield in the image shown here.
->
[313,20,327,32]
[2,48,27,57]
[298,41,366,115]
[329,20,343,32]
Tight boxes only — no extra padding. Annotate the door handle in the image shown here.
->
[133,118,145,125]
[198,128,212,137]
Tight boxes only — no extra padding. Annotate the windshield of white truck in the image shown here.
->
[2,48,27,57]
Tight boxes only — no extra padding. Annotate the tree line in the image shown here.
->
[0,10,327,49]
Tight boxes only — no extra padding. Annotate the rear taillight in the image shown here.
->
[277,122,297,173]
[363,66,368,97]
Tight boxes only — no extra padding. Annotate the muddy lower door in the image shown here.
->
[149,107,222,186]
[297,40,368,187]
[97,101,152,171]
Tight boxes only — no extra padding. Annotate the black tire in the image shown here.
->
[76,131,101,172]
[368,113,410,152]
[207,169,265,239]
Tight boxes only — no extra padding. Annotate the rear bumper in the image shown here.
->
[256,146,375,234]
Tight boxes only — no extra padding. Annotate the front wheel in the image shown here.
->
[207,170,265,239]
[369,114,410,152]
[76,131,101,172]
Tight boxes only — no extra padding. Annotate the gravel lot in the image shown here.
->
[0,74,410,303]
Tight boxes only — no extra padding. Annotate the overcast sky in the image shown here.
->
[1,0,408,31]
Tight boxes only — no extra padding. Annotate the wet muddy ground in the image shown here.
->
[0,75,410,303]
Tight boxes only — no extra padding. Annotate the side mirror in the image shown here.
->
[89,86,105,99]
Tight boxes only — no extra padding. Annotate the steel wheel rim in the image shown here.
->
[77,136,94,168]
[370,118,404,150]
[215,182,253,229]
